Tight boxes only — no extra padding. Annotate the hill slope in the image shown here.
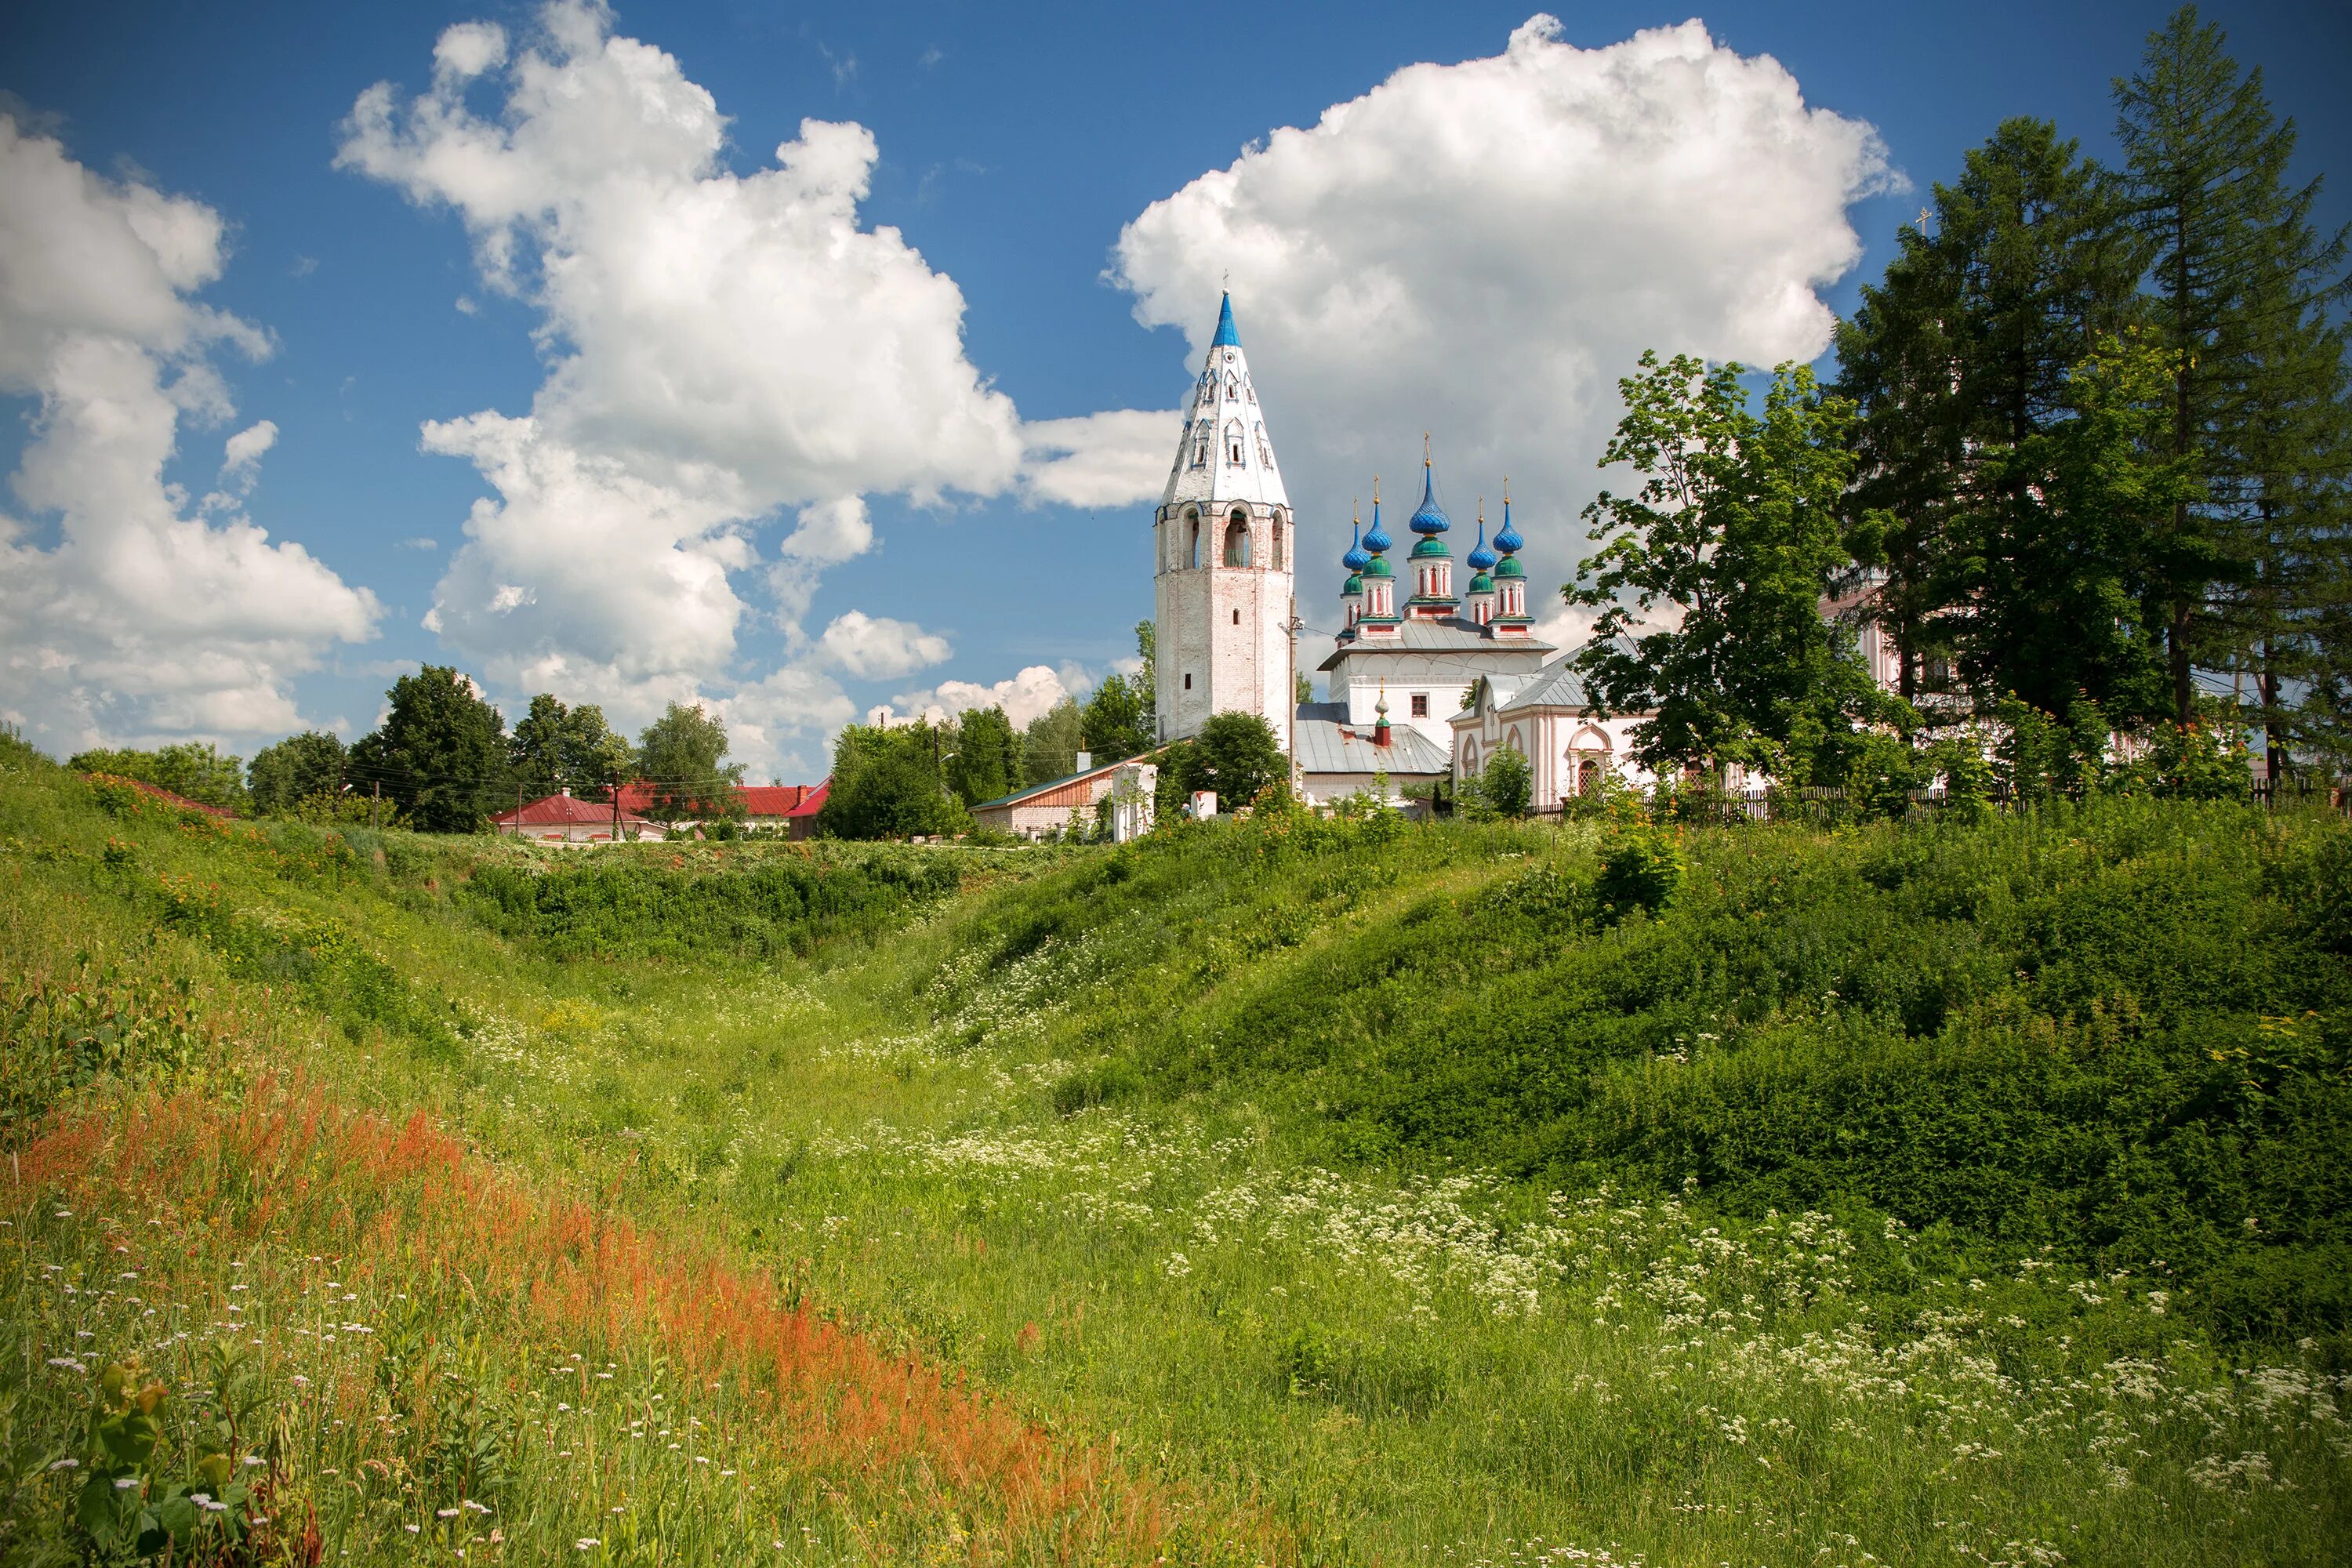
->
[5,745,2350,1566]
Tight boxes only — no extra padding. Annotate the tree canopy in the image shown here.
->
[1566,353,1900,779]
[1022,699,1087,786]
[819,722,963,840]
[944,706,1021,806]
[349,666,509,833]
[510,695,632,801]
[247,731,348,817]
[635,702,744,826]
[1175,711,1283,809]
[67,742,248,808]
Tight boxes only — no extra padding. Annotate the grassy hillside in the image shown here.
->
[3,740,2348,1565]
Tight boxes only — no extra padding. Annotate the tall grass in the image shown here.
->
[3,741,2349,1564]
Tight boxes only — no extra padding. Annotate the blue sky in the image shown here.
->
[2,1,2344,780]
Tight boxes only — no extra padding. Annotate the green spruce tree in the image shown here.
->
[2115,5,2352,728]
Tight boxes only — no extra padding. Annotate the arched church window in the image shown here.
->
[1232,608,1240,626]
[1577,757,1600,796]
[1187,510,1201,569]
[1223,514,1250,568]
[1464,739,1480,774]
[1271,515,1284,569]
[1506,727,1524,753]
[1225,420,1245,466]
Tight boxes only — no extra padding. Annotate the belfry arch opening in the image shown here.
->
[1224,511,1250,568]
[1186,509,1201,569]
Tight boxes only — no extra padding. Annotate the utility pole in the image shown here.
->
[370,779,380,831]
[514,782,524,839]
[612,773,621,845]
[1285,598,1304,796]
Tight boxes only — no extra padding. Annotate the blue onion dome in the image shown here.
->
[1408,534,1450,561]
[1494,487,1524,554]
[1409,459,1451,535]
[1361,485,1393,554]
[1467,509,1498,572]
[1341,516,1370,573]
[1344,571,1364,596]
[1494,553,1526,579]
[1362,553,1393,579]
[1469,569,1495,594]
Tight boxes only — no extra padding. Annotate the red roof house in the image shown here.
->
[611,780,826,833]
[782,777,829,840]
[492,789,662,844]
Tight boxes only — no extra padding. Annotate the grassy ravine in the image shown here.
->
[2,745,2348,1566]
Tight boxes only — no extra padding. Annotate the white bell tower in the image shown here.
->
[1152,294,1296,749]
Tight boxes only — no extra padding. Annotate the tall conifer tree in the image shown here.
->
[1836,118,2150,716]
[2115,5,2352,731]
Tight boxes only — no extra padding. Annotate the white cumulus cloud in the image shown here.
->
[1111,13,1893,632]
[895,663,1081,731]
[0,115,378,753]
[220,419,278,482]
[815,610,952,680]
[1019,409,1178,509]
[336,0,1118,776]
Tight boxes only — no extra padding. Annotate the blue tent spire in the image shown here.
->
[1211,292,1240,347]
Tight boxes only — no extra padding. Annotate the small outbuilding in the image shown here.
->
[971,756,1136,840]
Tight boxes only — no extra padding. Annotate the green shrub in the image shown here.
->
[1595,826,1684,917]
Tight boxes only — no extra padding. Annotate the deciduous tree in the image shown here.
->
[350,666,510,833]
[1022,699,1087,786]
[510,695,633,800]
[1567,352,1897,779]
[247,731,348,817]
[635,702,744,826]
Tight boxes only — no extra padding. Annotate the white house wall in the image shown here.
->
[1454,706,1653,812]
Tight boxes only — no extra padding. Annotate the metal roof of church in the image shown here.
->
[1317,618,1555,670]
[1290,711,1452,775]
[1496,657,1593,712]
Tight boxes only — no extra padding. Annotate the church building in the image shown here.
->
[1152,294,1650,813]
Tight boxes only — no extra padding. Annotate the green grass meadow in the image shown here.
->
[3,740,2349,1564]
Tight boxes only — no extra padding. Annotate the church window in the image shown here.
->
[1465,739,1480,774]
[1578,757,1600,795]
[1187,511,1201,568]
[1272,515,1284,568]
[1223,514,1250,567]
[1507,727,1524,753]
[1232,608,1240,626]
[1410,693,1428,718]
[1184,673,1192,690]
